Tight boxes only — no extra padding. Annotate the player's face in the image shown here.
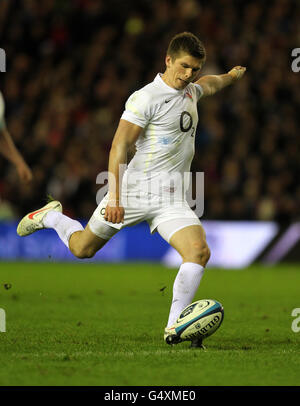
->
[164,52,204,90]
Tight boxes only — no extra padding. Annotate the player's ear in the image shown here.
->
[165,54,172,69]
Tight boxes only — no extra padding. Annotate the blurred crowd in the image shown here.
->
[0,0,299,224]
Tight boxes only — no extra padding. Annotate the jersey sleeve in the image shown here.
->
[121,90,153,128]
[194,83,204,101]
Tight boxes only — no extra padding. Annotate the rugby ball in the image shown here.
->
[173,299,224,341]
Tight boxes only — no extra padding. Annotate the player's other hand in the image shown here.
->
[104,201,125,224]
[228,66,246,81]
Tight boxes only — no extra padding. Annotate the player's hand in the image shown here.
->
[104,201,125,224]
[16,160,33,184]
[228,66,246,81]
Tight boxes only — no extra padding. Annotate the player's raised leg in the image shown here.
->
[68,224,108,259]
[17,200,64,237]
[17,200,111,258]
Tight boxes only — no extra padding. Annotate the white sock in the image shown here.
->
[167,262,204,327]
[43,210,84,248]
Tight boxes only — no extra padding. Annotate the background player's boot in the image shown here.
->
[164,327,182,345]
[17,200,62,237]
[190,337,206,349]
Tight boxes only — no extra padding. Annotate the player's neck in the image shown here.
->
[161,72,181,91]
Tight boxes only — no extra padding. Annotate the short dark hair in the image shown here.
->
[167,32,206,61]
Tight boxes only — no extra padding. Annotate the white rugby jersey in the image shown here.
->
[121,74,203,197]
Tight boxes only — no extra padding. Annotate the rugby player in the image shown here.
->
[17,32,245,347]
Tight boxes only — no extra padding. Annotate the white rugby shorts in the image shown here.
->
[88,186,201,242]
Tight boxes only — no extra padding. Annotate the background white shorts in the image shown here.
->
[88,187,201,242]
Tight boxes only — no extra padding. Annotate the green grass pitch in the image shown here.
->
[0,261,299,386]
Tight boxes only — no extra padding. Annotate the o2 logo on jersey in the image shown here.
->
[180,111,195,137]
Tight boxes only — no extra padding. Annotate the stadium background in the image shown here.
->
[0,0,299,265]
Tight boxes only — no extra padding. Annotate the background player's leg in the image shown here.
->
[162,224,210,327]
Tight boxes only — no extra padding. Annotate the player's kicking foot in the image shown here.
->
[190,337,206,349]
[17,200,62,237]
[164,327,182,345]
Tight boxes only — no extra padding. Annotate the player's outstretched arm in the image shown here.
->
[104,119,142,224]
[196,66,246,97]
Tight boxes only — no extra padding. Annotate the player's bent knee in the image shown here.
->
[186,241,211,266]
[202,245,211,266]
[71,245,97,259]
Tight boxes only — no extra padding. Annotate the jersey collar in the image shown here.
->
[155,73,185,94]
